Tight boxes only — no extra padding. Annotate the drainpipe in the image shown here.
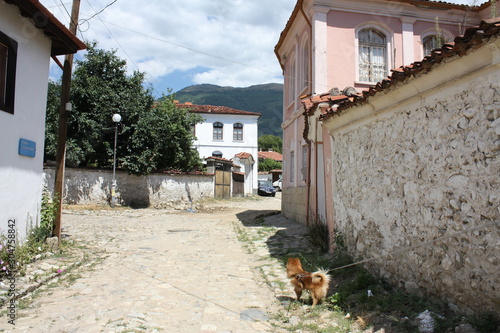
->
[315,127,319,225]
[304,117,312,227]
[300,1,313,227]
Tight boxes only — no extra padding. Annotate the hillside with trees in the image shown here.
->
[174,83,283,137]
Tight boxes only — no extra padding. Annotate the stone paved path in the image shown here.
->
[0,196,287,332]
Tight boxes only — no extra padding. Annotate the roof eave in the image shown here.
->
[5,0,86,56]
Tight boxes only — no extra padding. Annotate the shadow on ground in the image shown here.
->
[235,209,414,333]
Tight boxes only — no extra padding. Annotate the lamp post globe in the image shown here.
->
[111,113,121,208]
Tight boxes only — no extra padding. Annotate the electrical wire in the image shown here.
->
[83,0,162,96]
[49,1,298,93]
[79,0,118,25]
[99,19,283,77]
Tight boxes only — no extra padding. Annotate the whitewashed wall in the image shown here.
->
[0,3,53,242]
[324,38,500,312]
[193,112,259,192]
[43,168,215,209]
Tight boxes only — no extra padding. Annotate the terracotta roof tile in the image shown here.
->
[310,17,500,121]
[176,103,261,117]
[235,152,253,159]
[205,156,232,163]
[258,151,283,162]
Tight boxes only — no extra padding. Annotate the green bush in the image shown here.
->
[0,190,58,278]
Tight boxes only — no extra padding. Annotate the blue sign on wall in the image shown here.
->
[18,139,36,158]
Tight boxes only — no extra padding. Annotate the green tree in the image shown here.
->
[45,42,203,175]
[259,158,282,172]
[121,95,204,175]
[44,81,61,163]
[258,134,283,153]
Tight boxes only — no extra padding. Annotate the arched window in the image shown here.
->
[423,35,441,56]
[233,123,243,141]
[212,151,222,158]
[213,122,223,140]
[358,28,387,83]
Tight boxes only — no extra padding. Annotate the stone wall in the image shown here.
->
[43,167,214,209]
[281,186,308,225]
[327,59,499,311]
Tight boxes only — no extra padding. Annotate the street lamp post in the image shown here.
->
[111,113,121,208]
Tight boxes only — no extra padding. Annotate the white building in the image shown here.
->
[177,103,261,195]
[0,0,85,241]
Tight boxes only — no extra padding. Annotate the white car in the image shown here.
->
[273,177,282,191]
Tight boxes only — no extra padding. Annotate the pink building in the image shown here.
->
[275,0,492,238]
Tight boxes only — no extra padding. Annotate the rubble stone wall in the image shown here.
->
[328,66,499,312]
[43,167,214,209]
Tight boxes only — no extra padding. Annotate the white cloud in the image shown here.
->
[42,0,296,91]
[42,0,481,91]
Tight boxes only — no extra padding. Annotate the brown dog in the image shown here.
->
[286,257,330,306]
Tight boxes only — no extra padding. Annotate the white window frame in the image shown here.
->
[233,123,243,141]
[213,122,223,140]
[286,55,296,107]
[355,23,393,85]
[301,35,310,92]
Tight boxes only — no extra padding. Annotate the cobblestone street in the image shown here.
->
[0,196,291,333]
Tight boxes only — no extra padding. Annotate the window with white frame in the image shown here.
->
[286,57,296,105]
[358,28,387,83]
[213,122,223,140]
[233,123,243,141]
[0,31,17,114]
[302,40,309,90]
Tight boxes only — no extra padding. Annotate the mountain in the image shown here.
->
[174,83,283,137]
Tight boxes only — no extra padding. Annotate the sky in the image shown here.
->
[41,0,482,96]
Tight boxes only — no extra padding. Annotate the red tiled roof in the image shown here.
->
[176,103,261,117]
[5,0,86,56]
[205,156,232,163]
[305,17,500,121]
[235,152,253,159]
[258,151,283,162]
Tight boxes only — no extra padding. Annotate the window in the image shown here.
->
[0,31,17,114]
[286,57,296,105]
[290,150,295,183]
[358,28,387,83]
[302,41,309,89]
[213,122,223,140]
[212,151,222,158]
[423,35,441,56]
[233,123,243,141]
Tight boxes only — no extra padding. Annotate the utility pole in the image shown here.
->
[53,0,81,242]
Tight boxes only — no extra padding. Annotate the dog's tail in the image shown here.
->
[312,269,331,286]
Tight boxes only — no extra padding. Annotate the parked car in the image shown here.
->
[258,180,276,197]
[273,177,282,191]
